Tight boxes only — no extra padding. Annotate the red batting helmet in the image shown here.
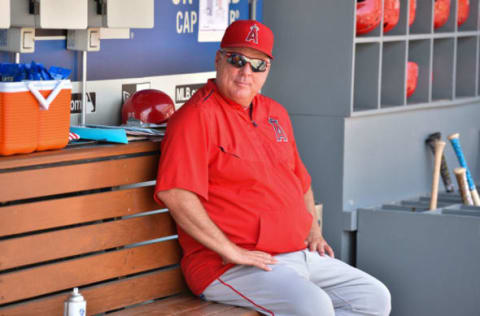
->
[458,0,470,26]
[121,89,175,125]
[384,0,400,33]
[434,0,451,29]
[409,0,417,26]
[407,61,419,98]
[356,0,382,35]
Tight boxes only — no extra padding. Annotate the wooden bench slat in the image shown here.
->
[176,302,239,315]
[0,141,160,170]
[174,300,261,316]
[0,240,181,304]
[109,294,212,316]
[0,155,159,202]
[225,308,262,316]
[0,186,160,237]
[0,212,176,271]
[109,294,261,316]
[0,268,185,316]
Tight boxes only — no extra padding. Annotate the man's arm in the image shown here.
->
[157,188,277,271]
[304,186,335,257]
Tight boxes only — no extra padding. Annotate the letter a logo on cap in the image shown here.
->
[245,24,259,44]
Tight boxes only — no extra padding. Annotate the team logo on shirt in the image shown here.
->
[245,24,259,44]
[268,117,288,142]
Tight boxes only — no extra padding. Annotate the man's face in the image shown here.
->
[215,47,271,107]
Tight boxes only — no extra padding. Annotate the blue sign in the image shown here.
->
[1,0,260,81]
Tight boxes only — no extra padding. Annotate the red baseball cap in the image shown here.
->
[220,20,274,59]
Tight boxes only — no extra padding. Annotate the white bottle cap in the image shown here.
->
[69,288,85,302]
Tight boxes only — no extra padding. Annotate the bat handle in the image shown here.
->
[426,136,454,193]
[448,133,480,206]
[430,141,446,210]
[440,154,454,193]
[454,168,473,205]
[471,189,480,206]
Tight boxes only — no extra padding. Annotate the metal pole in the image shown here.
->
[81,51,87,126]
[250,0,257,20]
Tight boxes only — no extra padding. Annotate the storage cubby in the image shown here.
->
[456,36,477,98]
[410,0,433,34]
[383,0,409,36]
[478,38,480,95]
[432,38,455,101]
[353,43,381,111]
[458,0,479,31]
[357,192,480,316]
[351,1,480,113]
[434,0,457,33]
[407,39,431,104]
[267,0,480,116]
[356,0,383,39]
[381,41,407,107]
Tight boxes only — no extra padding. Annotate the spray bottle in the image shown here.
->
[64,287,86,316]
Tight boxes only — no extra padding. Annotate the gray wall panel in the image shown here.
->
[357,208,480,316]
[290,114,347,258]
[262,0,354,117]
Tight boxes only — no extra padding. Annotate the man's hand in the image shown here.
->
[303,187,334,257]
[305,228,335,257]
[221,244,278,271]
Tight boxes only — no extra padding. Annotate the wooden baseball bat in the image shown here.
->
[425,132,454,192]
[448,133,480,206]
[430,140,446,210]
[454,167,473,205]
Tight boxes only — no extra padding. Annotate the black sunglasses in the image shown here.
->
[219,49,269,73]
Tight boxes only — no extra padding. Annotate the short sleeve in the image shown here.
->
[154,104,211,204]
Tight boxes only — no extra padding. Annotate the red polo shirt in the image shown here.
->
[154,79,312,295]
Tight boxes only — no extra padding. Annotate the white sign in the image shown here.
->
[198,0,229,42]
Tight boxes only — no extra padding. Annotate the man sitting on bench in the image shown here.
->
[155,20,391,316]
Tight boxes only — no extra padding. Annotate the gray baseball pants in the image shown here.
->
[201,249,391,316]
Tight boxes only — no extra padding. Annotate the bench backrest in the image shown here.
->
[0,141,187,315]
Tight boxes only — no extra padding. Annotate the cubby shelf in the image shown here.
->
[351,97,479,117]
[352,0,480,114]
[407,38,431,105]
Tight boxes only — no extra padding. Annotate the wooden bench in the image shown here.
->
[0,140,259,316]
